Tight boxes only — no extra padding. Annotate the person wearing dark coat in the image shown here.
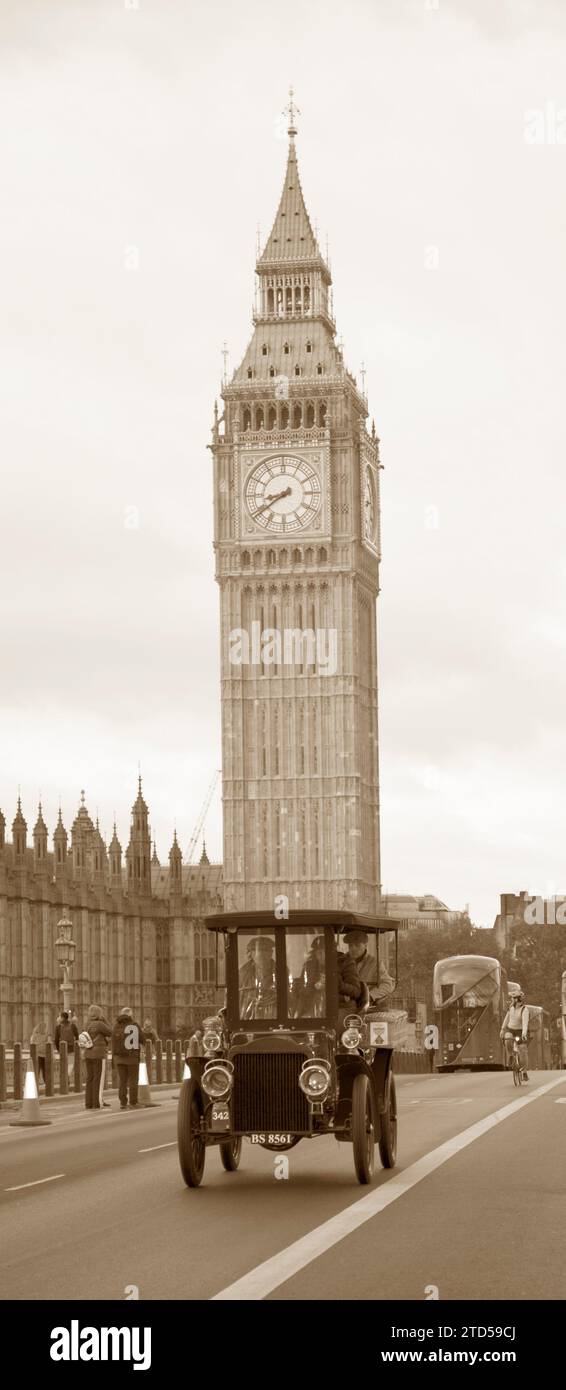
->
[83,1004,112,1109]
[337,951,363,1006]
[112,1008,146,1110]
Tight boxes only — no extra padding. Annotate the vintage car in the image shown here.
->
[177,909,400,1187]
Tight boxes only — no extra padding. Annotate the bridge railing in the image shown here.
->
[0,1038,191,1102]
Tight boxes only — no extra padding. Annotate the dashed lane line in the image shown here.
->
[138,1142,176,1153]
[6,1174,65,1192]
[212,1073,566,1301]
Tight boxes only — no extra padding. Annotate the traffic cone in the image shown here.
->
[137,1058,159,1107]
[182,1061,191,1080]
[10,1058,52,1127]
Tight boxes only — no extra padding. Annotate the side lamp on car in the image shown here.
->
[202,1030,222,1053]
[341,1026,362,1050]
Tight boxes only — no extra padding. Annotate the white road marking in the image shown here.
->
[212,1074,566,1301]
[555,1098,566,1104]
[138,1142,175,1153]
[6,1174,65,1192]
[409,1098,473,1105]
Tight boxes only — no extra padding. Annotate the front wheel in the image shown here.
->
[351,1073,375,1184]
[378,1073,398,1168]
[220,1137,242,1171]
[178,1078,206,1187]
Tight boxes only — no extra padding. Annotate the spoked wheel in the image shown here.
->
[513,1059,522,1087]
[219,1137,242,1171]
[352,1073,375,1184]
[378,1072,398,1169]
[178,1078,206,1187]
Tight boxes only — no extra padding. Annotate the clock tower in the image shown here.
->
[212,102,382,914]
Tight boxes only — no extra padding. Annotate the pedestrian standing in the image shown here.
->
[142,1018,158,1049]
[30,1020,51,1085]
[112,1008,146,1110]
[82,1004,112,1110]
[55,1010,79,1082]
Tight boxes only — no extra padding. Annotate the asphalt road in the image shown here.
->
[0,1069,564,1301]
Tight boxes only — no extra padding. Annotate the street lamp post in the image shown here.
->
[55,915,76,1016]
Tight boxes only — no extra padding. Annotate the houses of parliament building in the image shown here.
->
[0,782,223,1042]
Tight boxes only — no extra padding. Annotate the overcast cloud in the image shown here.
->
[1,0,565,923]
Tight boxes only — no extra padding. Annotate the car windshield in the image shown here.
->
[287,931,328,1019]
[235,923,397,1023]
[238,931,277,1020]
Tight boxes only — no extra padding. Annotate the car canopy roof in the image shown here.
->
[204,909,400,934]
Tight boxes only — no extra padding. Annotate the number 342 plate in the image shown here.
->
[250,1133,292,1146]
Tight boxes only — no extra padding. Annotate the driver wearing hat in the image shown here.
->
[342,929,395,1002]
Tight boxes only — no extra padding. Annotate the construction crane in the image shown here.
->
[185,769,221,865]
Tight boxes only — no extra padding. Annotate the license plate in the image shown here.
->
[211,1104,230,1131]
[250,1133,292,1146]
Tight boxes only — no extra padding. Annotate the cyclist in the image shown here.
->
[500,988,530,1080]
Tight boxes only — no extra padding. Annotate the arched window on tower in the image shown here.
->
[280,403,289,429]
[268,287,274,313]
[306,402,315,427]
[262,344,268,356]
[243,407,251,431]
[319,401,327,426]
[242,550,251,567]
[255,405,264,430]
[304,282,311,312]
[268,405,277,429]
[293,402,302,428]
[306,339,312,353]
[285,285,293,312]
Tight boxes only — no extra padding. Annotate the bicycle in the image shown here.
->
[507,1034,528,1086]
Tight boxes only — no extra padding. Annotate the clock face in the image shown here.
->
[245,455,321,534]
[363,466,377,543]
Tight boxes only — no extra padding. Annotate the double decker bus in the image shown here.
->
[433,955,507,1071]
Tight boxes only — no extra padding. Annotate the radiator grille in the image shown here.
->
[232,1050,310,1132]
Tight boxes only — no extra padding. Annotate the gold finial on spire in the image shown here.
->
[283,85,300,139]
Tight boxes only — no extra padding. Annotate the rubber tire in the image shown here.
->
[513,1062,521,1087]
[178,1078,206,1187]
[351,1073,375,1184]
[220,1137,242,1171]
[378,1073,398,1169]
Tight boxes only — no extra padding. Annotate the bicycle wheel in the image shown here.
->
[512,1056,522,1086]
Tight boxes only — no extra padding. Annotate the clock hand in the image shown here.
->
[255,486,292,514]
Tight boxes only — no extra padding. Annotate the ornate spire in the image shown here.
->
[199,839,210,866]
[33,801,48,866]
[258,131,322,268]
[12,798,27,862]
[169,829,183,888]
[53,807,68,872]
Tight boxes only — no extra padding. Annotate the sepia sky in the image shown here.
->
[1,0,565,925]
